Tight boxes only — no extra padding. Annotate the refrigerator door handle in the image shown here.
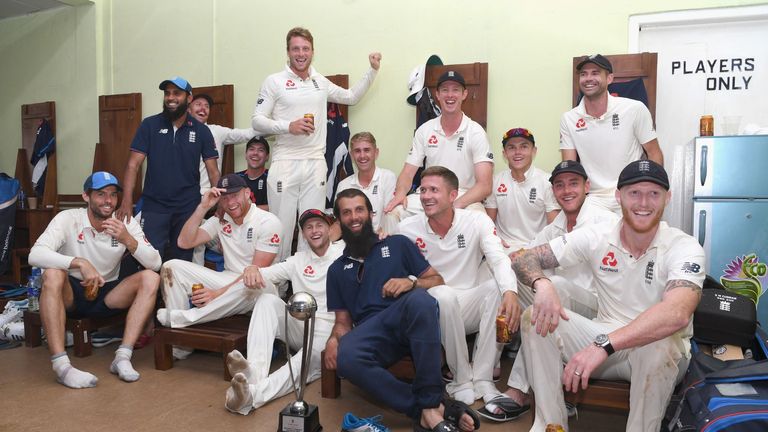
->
[699,144,708,186]
[697,209,707,246]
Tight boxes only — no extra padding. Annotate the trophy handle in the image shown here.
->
[285,307,301,401]
[297,313,316,403]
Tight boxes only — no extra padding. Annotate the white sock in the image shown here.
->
[226,350,251,380]
[225,373,254,415]
[110,345,139,382]
[52,353,98,389]
[453,388,475,405]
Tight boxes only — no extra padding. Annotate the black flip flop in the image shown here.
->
[414,419,459,432]
[443,397,481,430]
[477,394,530,422]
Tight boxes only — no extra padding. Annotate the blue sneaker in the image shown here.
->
[342,413,389,432]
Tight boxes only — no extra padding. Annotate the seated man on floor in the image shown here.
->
[513,160,704,432]
[29,172,162,388]
[157,174,281,358]
[481,160,618,421]
[224,208,343,414]
[324,188,480,432]
[397,166,520,406]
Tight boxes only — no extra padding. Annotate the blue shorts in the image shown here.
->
[67,275,125,319]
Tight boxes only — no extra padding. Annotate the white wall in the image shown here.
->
[1,0,765,192]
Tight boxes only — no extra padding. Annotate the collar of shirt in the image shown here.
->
[283,64,319,82]
[349,167,381,188]
[510,165,538,184]
[607,219,666,258]
[575,93,618,120]
[422,209,458,237]
[433,113,470,137]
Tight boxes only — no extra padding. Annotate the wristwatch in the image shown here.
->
[408,275,418,289]
[594,334,615,356]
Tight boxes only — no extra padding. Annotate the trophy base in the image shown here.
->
[278,403,322,432]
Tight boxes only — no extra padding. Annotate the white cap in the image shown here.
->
[406,54,442,106]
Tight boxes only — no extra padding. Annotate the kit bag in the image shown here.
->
[694,287,757,347]
[662,327,768,431]
[0,173,20,275]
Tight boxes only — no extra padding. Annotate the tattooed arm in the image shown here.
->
[511,244,568,336]
[563,279,701,392]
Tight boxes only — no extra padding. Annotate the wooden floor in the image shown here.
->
[1,342,627,431]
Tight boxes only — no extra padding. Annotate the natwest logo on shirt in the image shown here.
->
[497,183,508,194]
[575,118,587,130]
[415,238,426,250]
[270,234,281,244]
[427,135,439,147]
[77,231,85,244]
[303,265,315,276]
[599,251,619,273]
[285,79,296,89]
[222,224,233,236]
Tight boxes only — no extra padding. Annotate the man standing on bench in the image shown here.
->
[157,174,281,359]
[323,188,480,432]
[29,171,162,388]
[225,208,343,414]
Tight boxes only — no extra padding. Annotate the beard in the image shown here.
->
[340,218,377,258]
[88,200,112,221]
[162,99,189,122]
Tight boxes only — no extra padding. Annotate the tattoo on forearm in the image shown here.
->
[512,244,559,286]
[665,279,702,294]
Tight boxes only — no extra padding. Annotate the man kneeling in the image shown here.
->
[225,209,343,414]
[29,172,161,388]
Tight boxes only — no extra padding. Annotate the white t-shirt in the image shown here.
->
[260,241,344,326]
[484,166,559,251]
[199,124,257,193]
[559,95,657,197]
[397,209,515,294]
[336,167,396,231]
[29,208,161,281]
[530,204,619,294]
[406,114,493,192]
[200,204,282,273]
[252,64,377,161]
[549,220,706,352]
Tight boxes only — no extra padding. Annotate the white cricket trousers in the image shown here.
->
[508,275,598,393]
[160,259,273,328]
[243,293,332,409]
[267,159,327,263]
[429,280,502,399]
[520,307,687,432]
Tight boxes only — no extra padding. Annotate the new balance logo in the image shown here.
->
[680,262,701,274]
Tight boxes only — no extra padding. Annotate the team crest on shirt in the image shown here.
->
[277,181,282,193]
[380,246,390,258]
[372,185,378,195]
[285,80,296,89]
[645,261,655,284]
[246,228,253,242]
[311,79,319,89]
[270,234,281,244]
[77,231,85,244]
[222,224,233,236]
[497,183,507,195]
[612,113,620,129]
[599,251,619,273]
[456,136,464,151]
[111,236,119,247]
[457,234,466,249]
[528,188,537,203]
[427,135,439,148]
[189,131,196,143]
[258,179,264,190]
[303,265,315,276]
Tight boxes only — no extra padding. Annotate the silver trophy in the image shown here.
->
[278,292,322,432]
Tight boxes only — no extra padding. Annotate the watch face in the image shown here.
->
[595,334,609,345]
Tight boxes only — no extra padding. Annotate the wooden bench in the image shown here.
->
[321,350,417,399]
[153,314,250,381]
[564,379,631,412]
[23,310,127,357]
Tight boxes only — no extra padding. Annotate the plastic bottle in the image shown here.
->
[27,267,42,312]
[18,190,26,210]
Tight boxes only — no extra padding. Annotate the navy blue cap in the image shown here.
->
[550,160,588,183]
[617,160,669,190]
[159,76,192,93]
[437,70,466,88]
[576,54,613,73]
[217,174,247,195]
[84,171,121,192]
